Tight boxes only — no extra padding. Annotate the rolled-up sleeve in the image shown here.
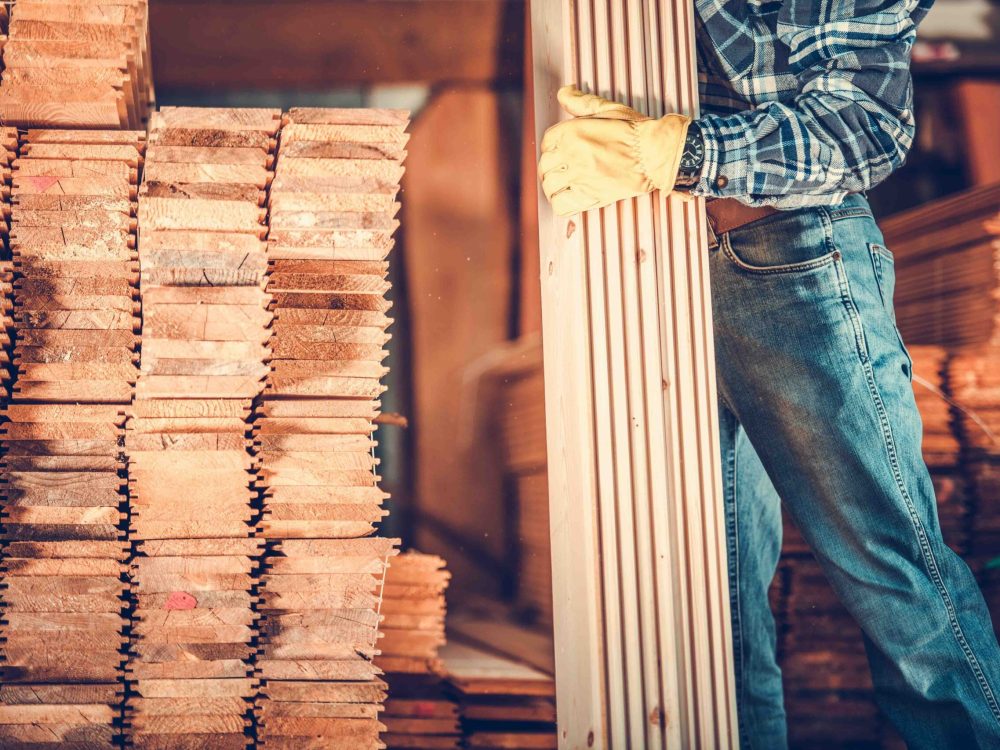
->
[695,0,923,208]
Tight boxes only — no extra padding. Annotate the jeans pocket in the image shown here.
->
[719,207,842,276]
[869,242,913,379]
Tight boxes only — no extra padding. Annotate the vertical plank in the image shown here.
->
[530,2,609,747]
[520,5,543,335]
[530,0,738,746]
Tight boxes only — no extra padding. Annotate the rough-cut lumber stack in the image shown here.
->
[884,183,1000,347]
[0,128,16,401]
[382,696,460,750]
[911,346,970,551]
[253,107,406,750]
[377,552,458,750]
[912,346,961,468]
[378,552,448,675]
[781,558,880,747]
[949,347,1000,459]
[0,0,154,129]
[0,128,144,749]
[442,642,556,750]
[125,107,278,750]
[495,341,552,627]
[949,348,1000,570]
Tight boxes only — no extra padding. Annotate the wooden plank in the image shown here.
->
[530,1,737,747]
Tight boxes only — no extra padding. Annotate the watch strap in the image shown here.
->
[675,121,704,189]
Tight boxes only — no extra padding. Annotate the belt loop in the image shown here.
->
[706,213,719,249]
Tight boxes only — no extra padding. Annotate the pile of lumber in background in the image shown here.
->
[376,551,458,750]
[0,0,154,128]
[495,337,551,628]
[125,107,278,749]
[886,183,1000,348]
[0,129,13,402]
[949,349,1000,572]
[441,642,556,750]
[0,128,144,748]
[253,107,406,750]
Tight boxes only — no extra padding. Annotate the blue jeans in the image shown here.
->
[710,194,1000,749]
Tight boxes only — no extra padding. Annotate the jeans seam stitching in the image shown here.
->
[721,231,837,275]
[835,258,1000,725]
[867,243,913,380]
[723,419,750,747]
[828,207,872,221]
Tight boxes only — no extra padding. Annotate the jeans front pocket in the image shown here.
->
[720,206,840,276]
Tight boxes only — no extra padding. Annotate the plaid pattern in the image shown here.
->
[694,0,934,207]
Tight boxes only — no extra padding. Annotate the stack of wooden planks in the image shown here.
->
[253,107,406,749]
[948,346,1000,460]
[912,346,962,468]
[382,695,460,750]
[779,558,883,749]
[378,552,449,675]
[0,0,154,129]
[0,128,14,402]
[377,551,458,750]
[495,340,552,628]
[0,128,144,749]
[125,107,278,749]
[912,346,970,550]
[885,183,1000,348]
[442,642,556,750]
[949,347,1000,571]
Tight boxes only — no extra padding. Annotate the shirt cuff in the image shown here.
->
[692,113,754,202]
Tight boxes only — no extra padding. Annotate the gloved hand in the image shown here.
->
[538,85,691,216]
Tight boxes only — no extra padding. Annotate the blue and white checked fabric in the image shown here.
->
[693,0,934,208]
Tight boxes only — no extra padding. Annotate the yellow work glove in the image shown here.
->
[538,85,691,216]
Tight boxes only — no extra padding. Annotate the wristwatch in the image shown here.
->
[674,121,704,191]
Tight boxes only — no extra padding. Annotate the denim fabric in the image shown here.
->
[711,193,1000,749]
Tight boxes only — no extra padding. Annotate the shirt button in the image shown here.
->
[715,175,729,189]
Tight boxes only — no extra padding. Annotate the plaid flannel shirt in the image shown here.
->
[693,0,934,208]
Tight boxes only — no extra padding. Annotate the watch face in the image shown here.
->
[681,130,705,171]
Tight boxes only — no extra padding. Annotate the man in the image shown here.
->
[538,1,1000,748]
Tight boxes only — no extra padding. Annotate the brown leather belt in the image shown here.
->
[705,198,778,238]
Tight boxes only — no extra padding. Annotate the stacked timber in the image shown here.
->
[442,642,556,750]
[496,342,552,627]
[0,129,144,749]
[912,346,961,469]
[949,348,1000,571]
[949,347,1000,460]
[911,346,970,551]
[125,107,278,749]
[253,107,406,749]
[378,552,449,675]
[377,552,458,750]
[0,128,16,401]
[884,183,1000,347]
[382,696,460,750]
[0,0,153,129]
[781,559,882,749]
